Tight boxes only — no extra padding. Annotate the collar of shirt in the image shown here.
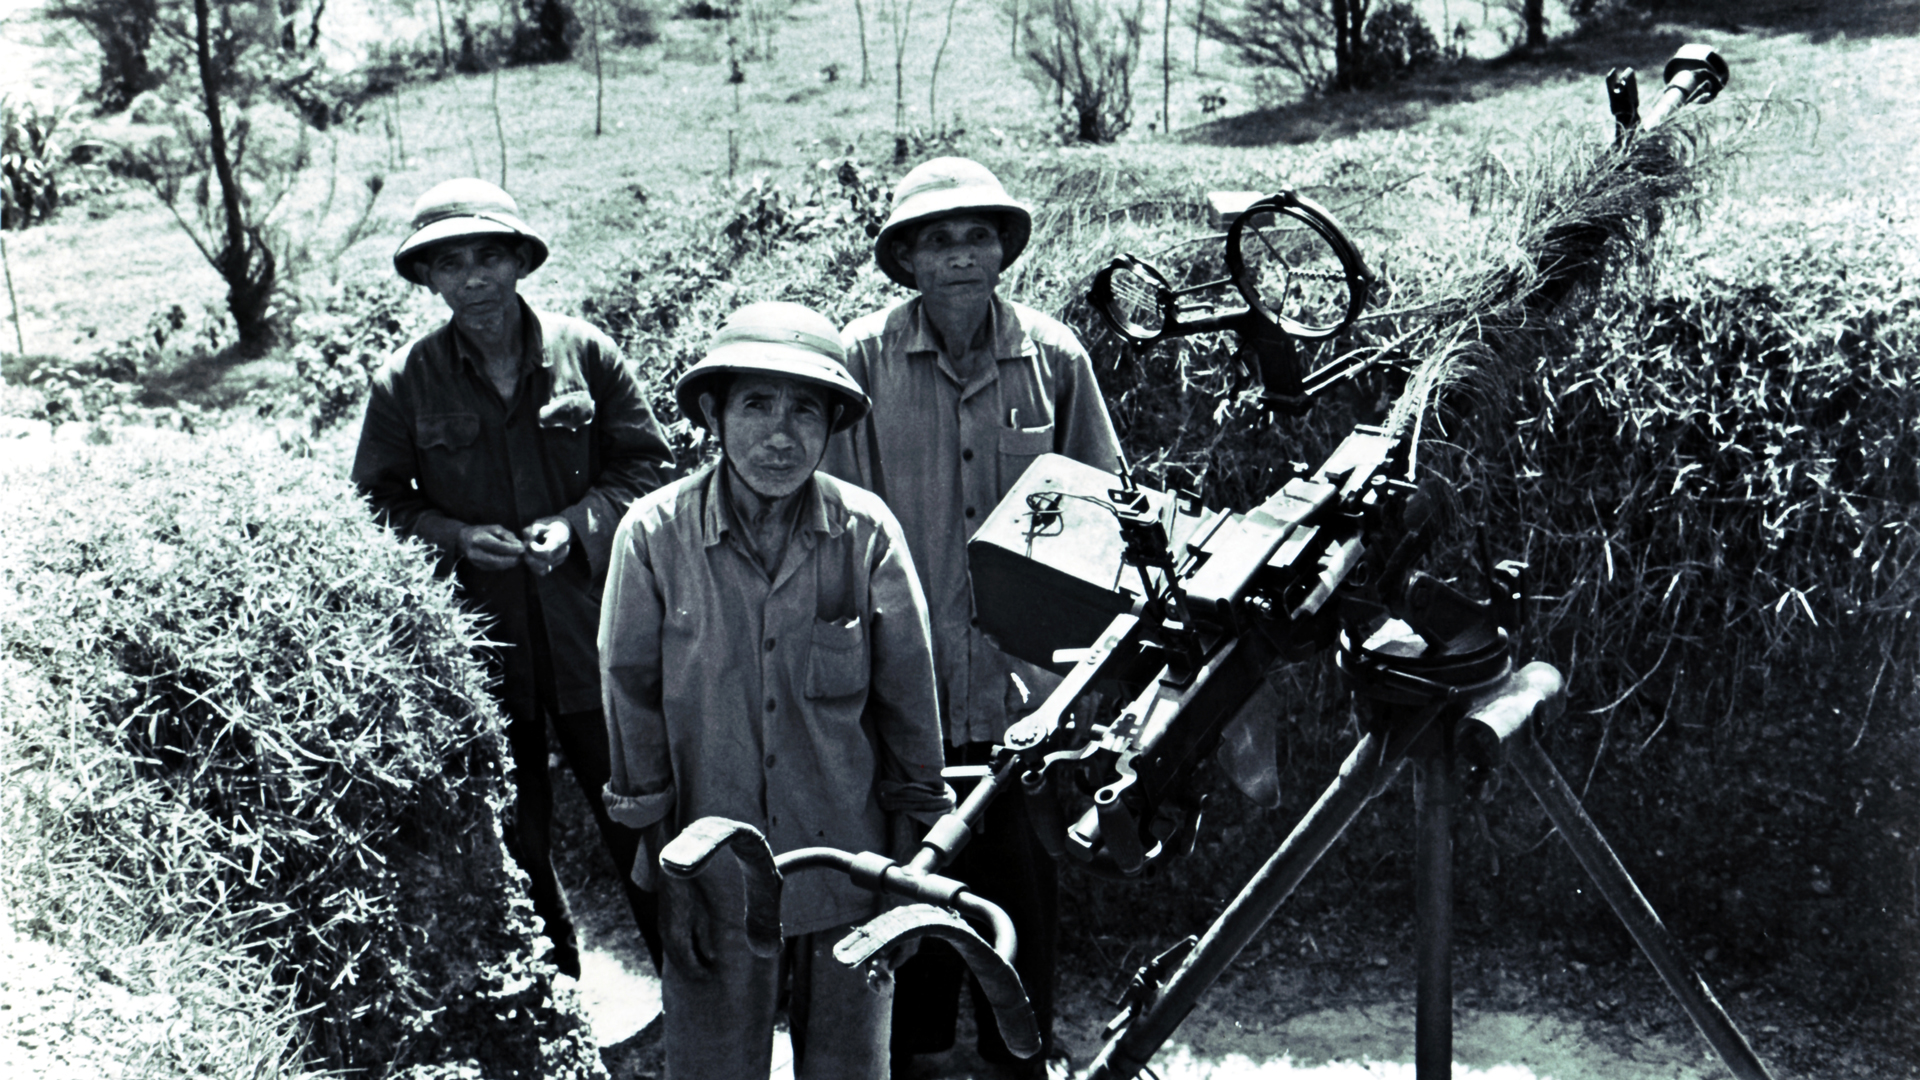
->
[901,294,1038,398]
[695,463,843,551]
[442,295,551,383]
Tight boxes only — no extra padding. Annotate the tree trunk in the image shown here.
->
[854,0,871,84]
[1160,0,1170,131]
[1523,0,1545,48]
[433,0,450,71]
[1332,0,1368,92]
[193,0,275,353]
[928,0,959,125]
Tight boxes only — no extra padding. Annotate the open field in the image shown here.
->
[5,0,1913,367]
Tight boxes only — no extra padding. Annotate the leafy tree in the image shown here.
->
[44,0,168,113]
[1022,0,1147,143]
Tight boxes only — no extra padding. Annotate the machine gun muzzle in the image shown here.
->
[1609,43,1729,139]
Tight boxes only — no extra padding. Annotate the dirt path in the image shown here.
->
[550,764,1735,1080]
[565,950,1724,1080]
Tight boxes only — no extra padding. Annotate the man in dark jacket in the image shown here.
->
[352,177,675,977]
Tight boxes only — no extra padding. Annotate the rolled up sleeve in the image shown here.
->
[599,513,677,830]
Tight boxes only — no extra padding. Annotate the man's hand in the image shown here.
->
[458,523,526,571]
[522,516,572,576]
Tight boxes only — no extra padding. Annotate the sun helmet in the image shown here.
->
[393,177,549,285]
[873,157,1032,289]
[675,302,871,434]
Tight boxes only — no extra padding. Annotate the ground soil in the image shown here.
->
[545,757,1918,1080]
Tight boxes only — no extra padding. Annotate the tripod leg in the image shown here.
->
[1086,730,1407,1080]
[1507,737,1776,1080]
[1414,748,1454,1080]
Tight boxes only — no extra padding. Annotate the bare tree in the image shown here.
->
[1161,0,1171,131]
[155,0,287,352]
[1201,0,1373,95]
[879,0,915,158]
[853,0,872,83]
[1022,0,1146,142]
[928,0,960,125]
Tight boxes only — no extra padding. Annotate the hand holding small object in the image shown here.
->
[522,516,572,576]
[459,523,526,571]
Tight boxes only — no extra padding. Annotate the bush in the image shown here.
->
[1021,0,1147,143]
[602,0,665,46]
[508,0,585,64]
[290,279,415,434]
[1359,1,1439,83]
[0,432,603,1077]
[2,96,101,230]
[1202,0,1440,98]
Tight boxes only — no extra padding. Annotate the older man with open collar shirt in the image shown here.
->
[352,178,675,979]
[600,302,952,1080]
[825,156,1122,1079]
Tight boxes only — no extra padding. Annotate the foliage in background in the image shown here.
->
[43,0,165,113]
[290,278,415,433]
[0,433,604,1078]
[581,155,897,459]
[1,95,101,230]
[1021,0,1148,143]
[1202,0,1443,99]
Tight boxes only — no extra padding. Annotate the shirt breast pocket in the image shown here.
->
[805,616,869,701]
[417,413,479,452]
[997,423,1055,489]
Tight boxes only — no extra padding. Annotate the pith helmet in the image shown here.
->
[676,302,871,434]
[874,157,1032,289]
[393,178,549,285]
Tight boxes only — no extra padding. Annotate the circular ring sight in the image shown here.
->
[1089,254,1177,344]
[1226,190,1370,341]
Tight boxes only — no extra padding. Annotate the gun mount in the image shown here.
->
[657,43,1773,1080]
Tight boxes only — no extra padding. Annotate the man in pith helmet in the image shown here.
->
[353,177,675,978]
[826,156,1122,1078]
[600,301,953,1080]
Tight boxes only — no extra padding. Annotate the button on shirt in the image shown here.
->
[351,300,675,715]
[825,295,1123,746]
[600,465,953,936]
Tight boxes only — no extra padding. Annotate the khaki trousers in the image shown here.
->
[662,851,891,1079]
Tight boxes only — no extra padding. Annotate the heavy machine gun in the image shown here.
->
[660,44,1773,1080]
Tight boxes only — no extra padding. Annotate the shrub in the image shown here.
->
[291,279,415,434]
[1021,0,1147,143]
[0,432,603,1077]
[1358,1,1439,84]
[602,0,665,46]
[1203,0,1439,98]
[2,95,101,230]
[508,0,585,64]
